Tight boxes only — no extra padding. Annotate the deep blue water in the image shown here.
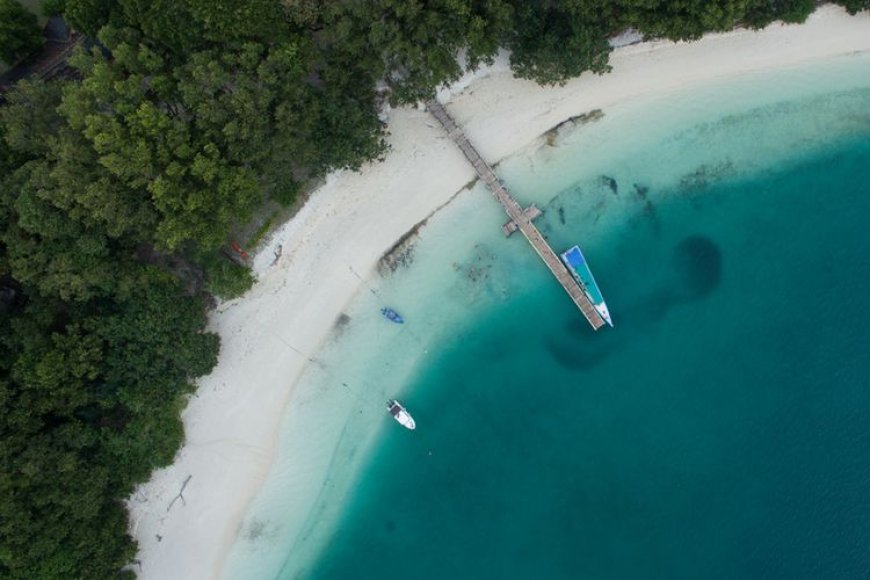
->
[301,136,870,579]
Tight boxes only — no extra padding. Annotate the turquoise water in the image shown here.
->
[307,137,870,578]
[225,54,870,579]
[301,105,870,578]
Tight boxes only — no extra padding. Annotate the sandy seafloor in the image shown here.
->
[223,50,870,579]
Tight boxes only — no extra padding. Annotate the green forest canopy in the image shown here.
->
[0,0,44,65]
[1,0,868,577]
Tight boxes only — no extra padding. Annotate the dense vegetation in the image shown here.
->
[0,0,867,577]
[0,0,44,65]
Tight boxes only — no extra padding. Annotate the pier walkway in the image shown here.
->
[427,100,605,330]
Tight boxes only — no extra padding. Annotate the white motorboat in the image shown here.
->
[386,399,416,430]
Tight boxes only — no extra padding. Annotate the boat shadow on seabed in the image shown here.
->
[546,234,722,371]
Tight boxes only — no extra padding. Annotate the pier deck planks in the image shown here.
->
[427,100,605,330]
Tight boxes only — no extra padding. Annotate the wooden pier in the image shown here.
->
[427,100,606,330]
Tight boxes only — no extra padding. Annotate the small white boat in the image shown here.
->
[386,399,416,430]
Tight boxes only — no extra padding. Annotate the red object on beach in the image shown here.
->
[230,240,250,260]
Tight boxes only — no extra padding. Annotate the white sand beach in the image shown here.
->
[127,6,870,579]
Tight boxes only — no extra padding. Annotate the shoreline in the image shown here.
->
[128,6,870,579]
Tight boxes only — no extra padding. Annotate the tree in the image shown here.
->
[58,30,384,251]
[0,79,63,157]
[506,0,614,85]
[626,0,747,40]
[743,0,815,27]
[0,73,220,576]
[63,0,113,35]
[835,0,870,14]
[323,0,514,102]
[0,271,217,577]
[0,0,43,65]
[41,0,66,16]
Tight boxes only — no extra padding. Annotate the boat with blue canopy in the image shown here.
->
[381,307,404,324]
[559,245,613,327]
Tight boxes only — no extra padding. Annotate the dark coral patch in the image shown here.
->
[672,235,722,299]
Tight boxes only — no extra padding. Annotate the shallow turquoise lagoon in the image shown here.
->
[226,53,870,580]
[309,136,870,578]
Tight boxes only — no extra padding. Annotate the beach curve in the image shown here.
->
[127,6,870,579]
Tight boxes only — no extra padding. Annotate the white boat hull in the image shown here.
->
[594,302,613,327]
[387,400,416,430]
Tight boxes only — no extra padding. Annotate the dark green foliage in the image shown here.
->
[0,279,217,578]
[0,80,63,157]
[201,253,255,299]
[0,76,222,577]
[322,0,514,102]
[743,0,816,27]
[834,0,870,14]
[41,0,66,16]
[0,0,44,65]
[63,0,113,35]
[625,0,747,41]
[0,0,865,577]
[119,0,291,54]
[53,28,383,251]
[506,1,614,84]
[65,0,292,46]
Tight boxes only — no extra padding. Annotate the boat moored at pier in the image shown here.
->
[560,245,613,327]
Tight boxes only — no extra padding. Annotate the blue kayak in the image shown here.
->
[381,307,404,324]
